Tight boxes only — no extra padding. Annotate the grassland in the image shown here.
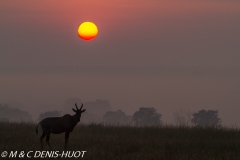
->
[1,122,240,160]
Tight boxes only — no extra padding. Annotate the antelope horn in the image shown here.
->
[75,103,79,110]
[80,103,83,110]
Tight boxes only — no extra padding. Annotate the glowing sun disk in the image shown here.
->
[78,22,98,40]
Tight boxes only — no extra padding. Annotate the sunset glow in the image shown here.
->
[2,0,240,129]
[78,22,98,41]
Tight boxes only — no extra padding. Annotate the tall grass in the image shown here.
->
[1,122,240,159]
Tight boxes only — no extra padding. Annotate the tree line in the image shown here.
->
[0,103,222,127]
[102,108,221,127]
[36,107,222,127]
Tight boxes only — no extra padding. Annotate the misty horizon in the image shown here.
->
[1,65,240,126]
[1,0,240,126]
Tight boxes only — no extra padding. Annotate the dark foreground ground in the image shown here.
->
[1,122,240,160]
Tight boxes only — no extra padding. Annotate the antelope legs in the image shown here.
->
[64,131,70,150]
[46,132,52,149]
[40,128,47,149]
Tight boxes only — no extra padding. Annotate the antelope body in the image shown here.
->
[36,103,86,149]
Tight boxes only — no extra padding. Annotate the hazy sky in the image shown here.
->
[1,0,240,125]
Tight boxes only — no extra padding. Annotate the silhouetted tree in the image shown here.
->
[191,109,221,127]
[38,110,62,121]
[102,110,132,125]
[173,109,192,126]
[0,104,32,122]
[132,107,162,126]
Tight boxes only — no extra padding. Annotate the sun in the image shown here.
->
[78,22,98,41]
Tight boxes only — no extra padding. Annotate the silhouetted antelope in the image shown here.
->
[36,103,86,149]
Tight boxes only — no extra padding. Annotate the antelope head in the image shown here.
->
[73,103,86,122]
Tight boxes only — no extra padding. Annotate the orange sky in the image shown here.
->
[1,0,240,125]
[1,0,240,39]
[1,0,240,69]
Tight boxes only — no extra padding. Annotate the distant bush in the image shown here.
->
[0,117,9,122]
[191,109,221,127]
[0,104,32,122]
[102,110,132,125]
[38,110,62,121]
[132,107,162,126]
